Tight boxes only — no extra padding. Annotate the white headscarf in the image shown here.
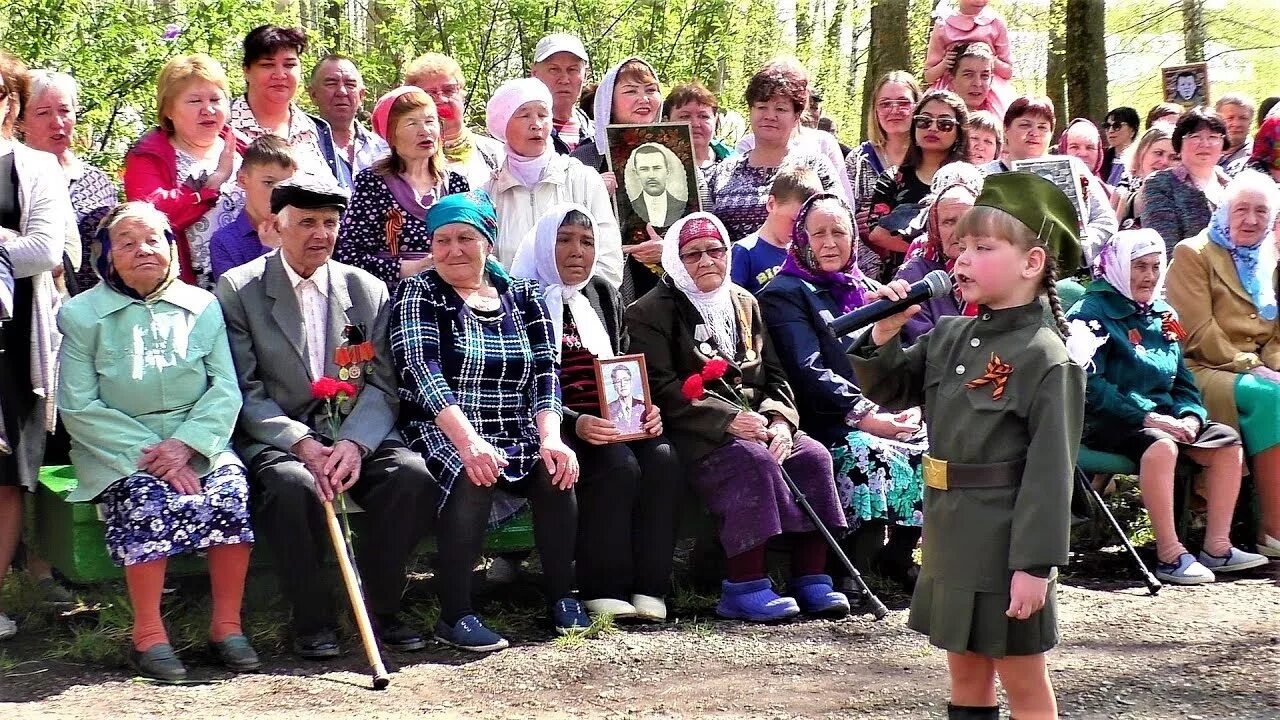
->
[660,212,738,357]
[1094,228,1167,305]
[592,57,662,157]
[510,203,614,361]
[486,78,556,188]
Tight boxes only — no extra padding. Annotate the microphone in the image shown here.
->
[830,270,953,337]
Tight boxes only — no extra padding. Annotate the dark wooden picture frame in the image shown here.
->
[605,122,701,246]
[1162,62,1210,107]
[593,353,652,443]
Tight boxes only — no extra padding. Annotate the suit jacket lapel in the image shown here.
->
[1207,242,1257,306]
[324,268,355,378]
[265,254,309,370]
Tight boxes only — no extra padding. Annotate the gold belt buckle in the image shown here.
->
[923,455,949,491]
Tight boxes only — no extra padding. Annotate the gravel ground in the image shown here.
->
[3,564,1278,719]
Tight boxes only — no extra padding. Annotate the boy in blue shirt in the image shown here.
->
[730,164,823,293]
[210,136,296,281]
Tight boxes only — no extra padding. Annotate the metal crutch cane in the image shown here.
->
[1075,468,1162,595]
[779,468,890,619]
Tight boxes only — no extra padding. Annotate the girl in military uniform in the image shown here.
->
[850,172,1086,720]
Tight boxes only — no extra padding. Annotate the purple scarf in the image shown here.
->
[778,192,868,313]
[381,172,438,222]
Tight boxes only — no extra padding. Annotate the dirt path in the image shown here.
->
[3,566,1278,719]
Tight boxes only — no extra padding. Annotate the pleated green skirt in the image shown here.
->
[1236,373,1280,456]
[907,573,1059,658]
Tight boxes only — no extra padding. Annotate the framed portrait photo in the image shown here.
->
[593,353,652,443]
[1012,156,1087,228]
[1162,63,1210,107]
[605,123,701,245]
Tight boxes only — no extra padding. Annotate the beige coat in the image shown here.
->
[1165,231,1280,429]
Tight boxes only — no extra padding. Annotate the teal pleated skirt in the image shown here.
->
[1235,373,1280,456]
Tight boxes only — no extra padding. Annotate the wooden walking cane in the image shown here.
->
[322,501,391,689]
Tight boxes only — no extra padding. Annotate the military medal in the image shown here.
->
[339,367,350,380]
[350,365,362,379]
[699,342,713,356]
[745,349,757,361]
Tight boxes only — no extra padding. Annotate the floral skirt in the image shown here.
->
[100,464,254,567]
[830,429,926,529]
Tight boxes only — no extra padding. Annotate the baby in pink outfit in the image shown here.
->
[924,0,1014,119]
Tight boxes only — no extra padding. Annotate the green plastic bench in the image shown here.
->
[26,465,537,584]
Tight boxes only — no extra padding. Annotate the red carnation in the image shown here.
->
[311,376,341,399]
[681,374,706,401]
[336,381,358,398]
[701,357,730,381]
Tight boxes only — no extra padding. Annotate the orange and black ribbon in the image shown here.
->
[965,352,1013,400]
[386,206,405,258]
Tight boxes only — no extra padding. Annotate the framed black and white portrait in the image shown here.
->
[593,354,651,442]
[606,123,701,245]
[1162,63,1209,107]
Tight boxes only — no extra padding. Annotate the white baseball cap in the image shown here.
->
[534,33,589,64]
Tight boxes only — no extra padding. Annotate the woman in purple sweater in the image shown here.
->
[892,182,978,345]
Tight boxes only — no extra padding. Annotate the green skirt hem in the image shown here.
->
[907,575,1059,658]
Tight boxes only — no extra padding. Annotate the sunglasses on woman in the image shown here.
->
[913,115,957,132]
[679,246,728,263]
[1102,121,1128,131]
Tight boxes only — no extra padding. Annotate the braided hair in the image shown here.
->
[1042,255,1070,338]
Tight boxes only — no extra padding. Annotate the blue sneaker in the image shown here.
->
[433,614,509,652]
[715,578,800,622]
[789,574,851,617]
[551,598,591,635]
[1197,547,1269,575]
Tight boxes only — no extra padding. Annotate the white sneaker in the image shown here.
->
[583,598,637,619]
[1256,534,1280,559]
[0,613,16,641]
[1198,547,1269,574]
[631,594,668,622]
[1155,553,1215,585]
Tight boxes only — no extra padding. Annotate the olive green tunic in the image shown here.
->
[850,301,1084,657]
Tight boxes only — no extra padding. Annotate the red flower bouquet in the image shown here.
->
[682,357,749,410]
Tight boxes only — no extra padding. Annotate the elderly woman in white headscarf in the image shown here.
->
[484,78,620,286]
[1166,169,1280,562]
[511,203,679,622]
[626,211,849,623]
[1068,228,1266,585]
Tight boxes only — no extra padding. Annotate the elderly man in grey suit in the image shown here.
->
[216,175,436,659]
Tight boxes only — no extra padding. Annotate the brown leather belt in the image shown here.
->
[922,454,1025,491]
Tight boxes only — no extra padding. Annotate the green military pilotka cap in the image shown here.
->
[973,171,1083,277]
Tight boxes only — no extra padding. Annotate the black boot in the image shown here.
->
[947,704,999,719]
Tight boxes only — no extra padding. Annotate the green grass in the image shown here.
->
[553,613,618,648]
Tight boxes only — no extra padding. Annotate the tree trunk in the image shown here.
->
[861,0,911,137]
[1182,0,1205,63]
[1045,0,1068,132]
[1064,0,1108,124]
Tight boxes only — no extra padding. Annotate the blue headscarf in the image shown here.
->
[424,189,510,281]
[1206,201,1278,321]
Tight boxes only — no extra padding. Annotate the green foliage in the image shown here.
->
[3,0,1279,171]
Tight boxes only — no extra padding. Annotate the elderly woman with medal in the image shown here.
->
[627,212,850,623]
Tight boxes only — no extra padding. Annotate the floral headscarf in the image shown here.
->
[1206,200,1279,320]
[778,193,868,313]
[660,212,737,356]
[1093,228,1167,309]
[91,210,180,302]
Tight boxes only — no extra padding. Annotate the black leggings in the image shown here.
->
[570,435,682,600]
[436,463,576,625]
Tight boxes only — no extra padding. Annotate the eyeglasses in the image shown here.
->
[913,115,957,132]
[876,100,914,112]
[1184,132,1225,146]
[679,246,728,264]
[1101,121,1127,131]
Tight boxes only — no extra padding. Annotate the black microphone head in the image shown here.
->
[922,269,953,298]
